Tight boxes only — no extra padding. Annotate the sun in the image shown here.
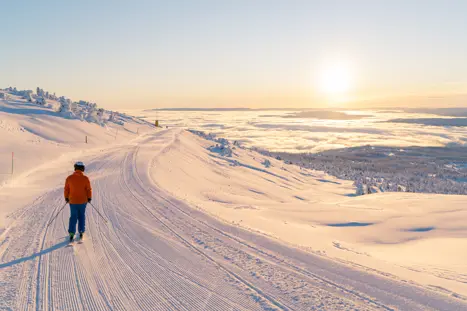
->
[317,62,354,102]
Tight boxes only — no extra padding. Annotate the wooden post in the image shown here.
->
[11,152,14,175]
[155,108,159,127]
[85,136,88,144]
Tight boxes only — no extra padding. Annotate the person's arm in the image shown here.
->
[64,177,70,202]
[86,177,92,202]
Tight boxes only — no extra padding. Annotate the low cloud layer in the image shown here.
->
[137,110,467,153]
[282,111,371,120]
[388,118,467,127]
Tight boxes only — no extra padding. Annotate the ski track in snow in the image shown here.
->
[0,129,466,310]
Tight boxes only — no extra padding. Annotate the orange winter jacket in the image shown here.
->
[64,171,92,204]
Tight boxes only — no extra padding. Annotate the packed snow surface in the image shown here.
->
[1,95,467,310]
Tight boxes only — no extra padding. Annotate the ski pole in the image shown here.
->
[88,202,109,223]
[46,202,68,228]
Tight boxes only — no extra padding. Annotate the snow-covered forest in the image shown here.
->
[190,130,467,196]
[2,86,126,126]
[264,147,467,195]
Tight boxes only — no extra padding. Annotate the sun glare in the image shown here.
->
[318,62,354,102]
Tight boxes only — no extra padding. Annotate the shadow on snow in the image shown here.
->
[327,222,374,227]
[0,240,69,269]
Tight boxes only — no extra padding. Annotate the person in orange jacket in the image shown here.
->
[64,161,92,242]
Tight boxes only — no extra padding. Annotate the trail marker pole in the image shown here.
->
[85,136,88,144]
[11,152,14,175]
[155,108,159,128]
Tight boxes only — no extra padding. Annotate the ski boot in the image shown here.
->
[79,232,84,240]
[69,232,75,243]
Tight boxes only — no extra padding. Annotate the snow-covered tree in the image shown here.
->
[354,180,366,195]
[262,159,271,168]
[36,97,47,106]
[36,87,45,97]
[107,111,124,125]
[97,108,105,121]
[108,111,116,122]
[24,92,33,102]
[86,103,97,121]
[83,103,104,125]
[58,96,74,117]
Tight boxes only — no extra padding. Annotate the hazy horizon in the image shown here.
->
[2,1,467,109]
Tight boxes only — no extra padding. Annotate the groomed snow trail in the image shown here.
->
[1,129,466,310]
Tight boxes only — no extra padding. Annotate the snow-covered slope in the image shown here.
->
[0,91,153,227]
[152,130,467,300]
[0,97,466,310]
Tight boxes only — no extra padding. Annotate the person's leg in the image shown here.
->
[77,204,87,234]
[68,204,78,235]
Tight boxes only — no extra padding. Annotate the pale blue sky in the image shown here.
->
[2,0,467,108]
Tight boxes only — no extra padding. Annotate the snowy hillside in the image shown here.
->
[0,89,151,180]
[153,130,467,301]
[0,89,153,226]
[0,96,466,310]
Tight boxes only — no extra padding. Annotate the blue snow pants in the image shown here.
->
[68,203,87,234]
